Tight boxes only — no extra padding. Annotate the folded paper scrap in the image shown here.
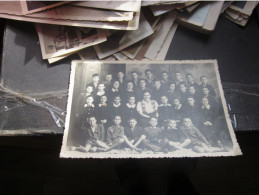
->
[60,60,242,158]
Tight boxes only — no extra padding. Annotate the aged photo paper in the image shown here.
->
[20,1,69,15]
[72,0,141,12]
[229,1,258,16]
[94,12,153,59]
[144,12,176,60]
[155,23,178,60]
[0,2,140,30]
[60,60,242,158]
[28,5,134,22]
[35,24,107,59]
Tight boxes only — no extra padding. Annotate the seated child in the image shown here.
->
[142,117,162,152]
[123,118,145,151]
[105,115,125,151]
[77,116,109,152]
[162,120,191,151]
[179,118,212,153]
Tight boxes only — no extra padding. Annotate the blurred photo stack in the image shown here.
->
[0,0,258,64]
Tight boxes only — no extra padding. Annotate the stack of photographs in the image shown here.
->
[1,1,257,64]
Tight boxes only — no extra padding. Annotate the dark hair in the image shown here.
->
[92,73,99,78]
[169,81,176,86]
[128,118,137,122]
[139,78,146,83]
[113,80,120,84]
[186,73,193,78]
[86,95,94,99]
[145,69,152,74]
[200,75,207,81]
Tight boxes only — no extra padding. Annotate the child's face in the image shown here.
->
[113,81,120,89]
[180,84,186,92]
[88,117,97,126]
[132,72,138,80]
[105,74,112,82]
[145,71,152,79]
[127,82,133,90]
[128,97,135,104]
[139,80,146,88]
[183,118,192,128]
[162,73,168,80]
[201,77,207,85]
[86,86,93,93]
[98,84,105,91]
[114,116,121,125]
[114,97,121,104]
[186,75,193,82]
[149,118,158,127]
[202,98,209,106]
[93,76,99,82]
[154,81,161,89]
[118,72,124,79]
[176,73,182,81]
[161,96,168,104]
[188,87,195,94]
[168,120,177,128]
[129,119,137,128]
[100,96,107,104]
[187,98,195,106]
[86,97,94,105]
[169,84,175,91]
[174,99,180,106]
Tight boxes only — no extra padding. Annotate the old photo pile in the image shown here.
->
[60,60,242,158]
[1,1,255,64]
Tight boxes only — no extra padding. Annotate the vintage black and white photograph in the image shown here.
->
[60,60,241,158]
[35,24,107,59]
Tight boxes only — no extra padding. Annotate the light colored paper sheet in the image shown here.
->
[94,12,154,59]
[36,24,107,59]
[28,5,134,22]
[20,1,70,15]
[60,60,242,158]
[144,11,176,60]
[113,52,130,61]
[155,23,178,60]
[72,0,141,12]
[0,2,140,30]
[202,1,224,32]
[177,2,211,27]
[229,1,258,16]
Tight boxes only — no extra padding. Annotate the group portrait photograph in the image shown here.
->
[60,60,241,158]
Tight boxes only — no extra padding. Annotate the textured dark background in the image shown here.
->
[0,9,259,195]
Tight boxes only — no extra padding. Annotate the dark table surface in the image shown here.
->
[0,9,259,195]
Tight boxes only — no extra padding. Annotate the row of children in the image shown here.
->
[71,115,221,154]
[84,71,216,106]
